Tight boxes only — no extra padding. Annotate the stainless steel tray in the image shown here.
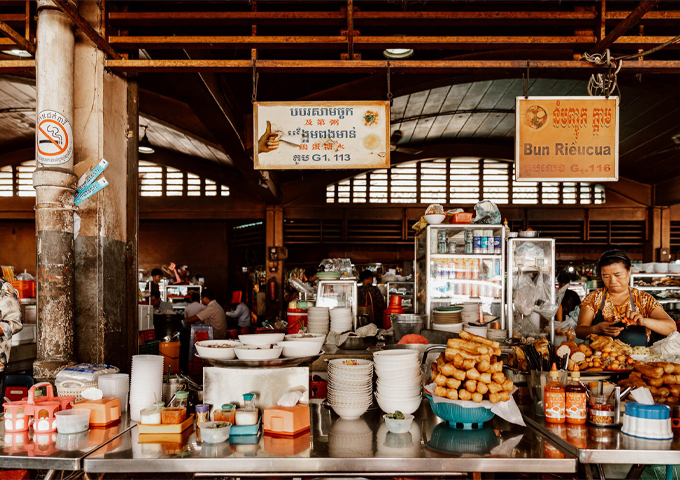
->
[196,352,324,368]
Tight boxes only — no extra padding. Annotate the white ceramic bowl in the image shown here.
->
[328,394,373,406]
[195,340,242,360]
[55,409,91,434]
[375,366,421,379]
[331,403,370,420]
[376,383,422,395]
[373,350,419,363]
[639,263,653,273]
[284,333,326,344]
[655,262,670,273]
[238,333,285,346]
[376,374,422,388]
[376,391,421,402]
[383,414,415,434]
[424,214,446,225]
[670,264,680,274]
[199,421,231,443]
[463,325,488,338]
[376,395,421,415]
[234,345,282,361]
[277,340,322,358]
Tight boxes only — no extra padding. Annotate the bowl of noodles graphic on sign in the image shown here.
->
[524,105,548,130]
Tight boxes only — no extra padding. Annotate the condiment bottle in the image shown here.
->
[544,363,565,424]
[235,393,259,426]
[195,404,210,426]
[566,365,587,424]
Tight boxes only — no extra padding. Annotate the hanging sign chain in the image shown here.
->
[252,60,259,104]
[387,60,393,106]
[522,60,530,98]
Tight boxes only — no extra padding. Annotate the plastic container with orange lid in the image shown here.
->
[75,397,121,427]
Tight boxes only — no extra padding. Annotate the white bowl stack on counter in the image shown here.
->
[373,350,422,415]
[463,324,489,339]
[461,302,481,323]
[330,308,353,333]
[327,359,374,420]
[307,307,330,335]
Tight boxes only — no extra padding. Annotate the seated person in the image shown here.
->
[150,291,173,313]
[185,289,227,340]
[184,292,205,319]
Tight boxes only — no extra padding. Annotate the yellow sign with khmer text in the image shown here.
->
[515,96,619,182]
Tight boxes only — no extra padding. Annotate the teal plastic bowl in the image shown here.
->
[428,397,495,429]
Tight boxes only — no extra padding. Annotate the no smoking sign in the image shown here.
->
[37,110,73,165]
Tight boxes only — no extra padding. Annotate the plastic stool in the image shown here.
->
[189,324,214,359]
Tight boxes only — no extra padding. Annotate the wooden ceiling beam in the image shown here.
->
[106,58,680,74]
[0,19,33,55]
[590,0,661,54]
[52,0,120,60]
[107,10,680,27]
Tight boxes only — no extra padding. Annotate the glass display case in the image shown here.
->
[386,281,415,313]
[414,225,506,328]
[161,284,202,312]
[507,238,556,342]
[316,280,358,321]
[630,272,680,309]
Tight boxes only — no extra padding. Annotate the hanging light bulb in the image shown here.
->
[138,126,155,154]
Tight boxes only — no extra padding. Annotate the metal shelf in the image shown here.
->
[632,273,680,277]
[635,286,680,290]
[657,299,680,304]
[430,254,502,259]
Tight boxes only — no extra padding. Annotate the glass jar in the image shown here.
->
[195,404,210,426]
[588,395,615,426]
[235,393,259,426]
[213,404,236,424]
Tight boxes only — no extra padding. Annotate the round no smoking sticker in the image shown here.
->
[37,110,73,165]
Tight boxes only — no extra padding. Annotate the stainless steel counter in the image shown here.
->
[523,409,680,465]
[0,413,136,471]
[83,400,576,475]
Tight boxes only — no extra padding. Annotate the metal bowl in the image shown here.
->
[390,314,427,342]
[518,230,540,238]
[338,335,377,351]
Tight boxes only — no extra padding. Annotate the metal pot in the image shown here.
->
[390,314,427,342]
[338,335,377,351]
[518,230,540,238]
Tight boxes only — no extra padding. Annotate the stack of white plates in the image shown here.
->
[327,358,374,420]
[129,355,164,422]
[330,307,353,334]
[487,328,508,341]
[432,307,462,324]
[307,306,330,335]
[463,324,489,338]
[373,350,422,415]
[432,322,463,333]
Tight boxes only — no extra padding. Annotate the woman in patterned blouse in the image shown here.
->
[0,279,22,387]
[576,250,676,346]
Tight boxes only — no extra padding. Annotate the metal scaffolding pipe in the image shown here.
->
[33,0,76,382]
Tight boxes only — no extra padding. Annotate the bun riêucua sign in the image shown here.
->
[253,101,390,170]
[515,96,619,182]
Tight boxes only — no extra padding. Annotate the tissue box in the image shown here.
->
[263,405,310,436]
[75,397,121,427]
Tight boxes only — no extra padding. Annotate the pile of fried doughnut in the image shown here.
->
[431,331,514,404]
[619,361,680,404]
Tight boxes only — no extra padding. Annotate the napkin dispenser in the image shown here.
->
[76,397,121,427]
[263,404,310,436]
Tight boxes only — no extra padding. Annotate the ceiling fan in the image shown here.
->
[390,130,423,155]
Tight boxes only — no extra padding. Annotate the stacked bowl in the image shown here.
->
[327,359,374,420]
[330,308,353,333]
[373,350,422,415]
[463,323,488,338]
[432,306,463,333]
[129,355,164,422]
[461,303,481,323]
[307,307,330,335]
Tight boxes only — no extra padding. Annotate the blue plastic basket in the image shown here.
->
[428,397,495,429]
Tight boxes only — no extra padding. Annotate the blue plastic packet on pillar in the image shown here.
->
[75,177,109,206]
[77,158,109,194]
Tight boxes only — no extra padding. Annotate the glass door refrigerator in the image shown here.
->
[414,224,506,329]
[507,237,556,342]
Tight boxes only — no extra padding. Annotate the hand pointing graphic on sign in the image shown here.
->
[258,120,280,153]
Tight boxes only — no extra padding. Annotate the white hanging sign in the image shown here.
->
[36,110,74,166]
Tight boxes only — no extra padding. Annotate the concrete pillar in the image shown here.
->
[266,205,284,318]
[33,0,77,382]
[72,1,138,369]
[645,206,671,262]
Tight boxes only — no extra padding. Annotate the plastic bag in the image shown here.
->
[512,273,567,336]
[55,363,120,385]
[472,200,501,225]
